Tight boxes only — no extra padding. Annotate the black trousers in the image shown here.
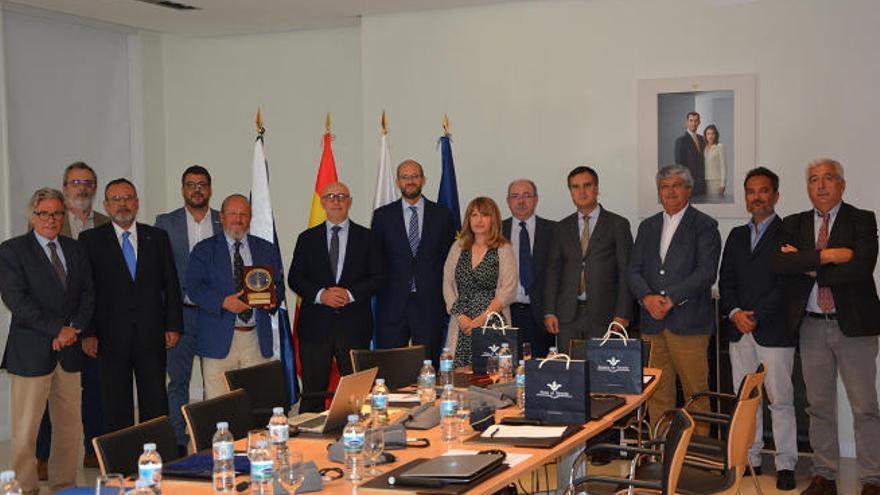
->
[509,303,554,359]
[299,316,371,413]
[98,343,169,434]
[375,294,444,368]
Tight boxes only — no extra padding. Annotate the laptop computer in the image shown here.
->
[399,453,505,484]
[288,367,378,434]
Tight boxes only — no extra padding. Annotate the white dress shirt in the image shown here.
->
[186,209,213,252]
[659,205,688,263]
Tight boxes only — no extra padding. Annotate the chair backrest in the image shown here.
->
[736,363,766,401]
[92,416,180,477]
[661,409,696,495]
[568,339,586,360]
[224,360,289,427]
[182,389,253,452]
[350,345,426,390]
[726,368,764,472]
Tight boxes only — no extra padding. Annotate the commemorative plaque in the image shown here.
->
[242,265,276,308]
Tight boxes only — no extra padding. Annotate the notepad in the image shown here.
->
[388,393,421,402]
[480,425,567,439]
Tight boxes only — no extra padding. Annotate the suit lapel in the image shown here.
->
[395,199,414,257]
[136,223,151,283]
[339,224,357,284]
[217,234,235,291]
[802,211,816,250]
[827,203,850,246]
[27,234,66,293]
[663,207,695,264]
[317,224,336,282]
[102,224,132,283]
[584,209,609,258]
[211,209,223,235]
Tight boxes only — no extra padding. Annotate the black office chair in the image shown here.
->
[224,360,290,427]
[350,345,426,390]
[568,338,587,360]
[92,416,180,477]
[182,389,253,452]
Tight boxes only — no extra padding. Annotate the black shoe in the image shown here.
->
[777,470,796,491]
[590,450,612,466]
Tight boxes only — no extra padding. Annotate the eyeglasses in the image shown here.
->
[108,195,136,203]
[508,192,536,200]
[65,179,95,188]
[33,210,65,221]
[184,181,210,190]
[398,174,422,181]
[321,193,350,202]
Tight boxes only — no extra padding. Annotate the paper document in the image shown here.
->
[443,449,532,467]
[480,425,567,439]
[387,393,421,402]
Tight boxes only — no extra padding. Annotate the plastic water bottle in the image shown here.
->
[418,360,437,404]
[516,359,526,410]
[547,346,558,359]
[371,378,390,426]
[212,421,235,494]
[439,347,455,386]
[131,478,155,495]
[439,384,459,442]
[342,414,365,481]
[268,406,290,468]
[249,439,273,495]
[498,343,514,383]
[137,443,162,492]
[0,471,22,495]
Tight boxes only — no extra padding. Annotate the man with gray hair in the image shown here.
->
[628,164,721,431]
[0,187,94,494]
[776,159,880,495]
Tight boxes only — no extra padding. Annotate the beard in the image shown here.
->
[185,193,209,209]
[401,185,422,200]
[109,209,135,225]
[66,194,92,212]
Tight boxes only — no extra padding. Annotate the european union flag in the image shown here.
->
[438,135,461,230]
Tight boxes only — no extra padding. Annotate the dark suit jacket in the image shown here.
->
[774,203,880,337]
[154,207,222,298]
[288,221,381,344]
[0,233,94,376]
[719,216,793,347]
[371,197,457,331]
[79,223,183,353]
[186,233,284,359]
[544,208,634,335]
[61,210,109,238]
[501,215,554,322]
[628,206,720,335]
[674,132,706,193]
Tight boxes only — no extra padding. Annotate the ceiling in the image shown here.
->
[5,0,521,36]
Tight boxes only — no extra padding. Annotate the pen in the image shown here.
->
[490,427,499,438]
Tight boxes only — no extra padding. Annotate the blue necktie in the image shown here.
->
[518,221,533,295]
[408,206,419,291]
[121,231,136,281]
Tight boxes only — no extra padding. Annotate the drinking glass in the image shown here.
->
[456,391,471,439]
[364,427,385,476]
[247,429,268,458]
[486,355,501,383]
[96,473,125,495]
[522,342,532,361]
[276,452,305,494]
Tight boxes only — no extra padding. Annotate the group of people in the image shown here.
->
[1,153,878,495]
[674,111,728,198]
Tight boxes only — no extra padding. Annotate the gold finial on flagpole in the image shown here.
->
[256,108,265,136]
[326,112,331,134]
[381,110,388,135]
[442,113,450,136]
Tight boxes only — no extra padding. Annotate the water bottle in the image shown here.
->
[439,384,459,442]
[249,439,273,495]
[342,414,365,481]
[131,478,155,495]
[439,347,454,386]
[516,359,526,410]
[547,346,558,359]
[371,378,390,426]
[498,343,514,383]
[418,360,437,404]
[212,421,235,494]
[137,443,162,492]
[0,471,22,495]
[268,406,290,468]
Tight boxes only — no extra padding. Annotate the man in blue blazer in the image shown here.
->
[719,167,797,490]
[628,164,720,430]
[186,194,284,399]
[154,165,221,452]
[371,160,457,365]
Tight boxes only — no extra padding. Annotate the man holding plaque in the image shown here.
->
[187,194,284,399]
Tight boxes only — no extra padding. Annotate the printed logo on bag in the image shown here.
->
[596,355,631,374]
[481,344,501,357]
[536,380,572,400]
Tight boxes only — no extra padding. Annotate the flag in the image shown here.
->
[438,133,462,230]
[250,133,299,405]
[373,116,399,211]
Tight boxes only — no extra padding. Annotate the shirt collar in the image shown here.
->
[112,222,136,239]
[325,218,350,231]
[185,208,210,224]
[514,215,535,229]
[581,205,601,222]
[401,196,424,212]
[663,204,689,222]
[815,202,842,219]
[33,230,58,247]
[749,213,777,233]
[225,232,249,248]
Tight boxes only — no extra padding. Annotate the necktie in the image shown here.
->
[121,231,136,281]
[518,221,533,295]
[330,225,341,283]
[816,212,835,313]
[234,241,253,322]
[47,241,67,289]
[408,206,419,291]
[578,215,590,294]
[692,134,701,153]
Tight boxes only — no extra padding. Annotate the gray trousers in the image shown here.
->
[799,316,880,484]
[558,303,590,356]
[730,333,798,470]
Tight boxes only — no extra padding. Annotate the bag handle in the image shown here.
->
[538,352,572,370]
[479,311,508,335]
[599,320,630,346]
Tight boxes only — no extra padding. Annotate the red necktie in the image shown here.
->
[816,213,835,313]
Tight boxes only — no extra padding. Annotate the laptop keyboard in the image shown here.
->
[290,413,326,428]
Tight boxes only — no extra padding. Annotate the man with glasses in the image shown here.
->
[79,179,182,433]
[0,187,94,494]
[289,182,381,412]
[371,160,457,366]
[154,165,221,455]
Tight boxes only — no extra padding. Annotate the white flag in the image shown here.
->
[372,132,399,213]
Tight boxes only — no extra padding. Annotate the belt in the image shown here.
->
[577,300,588,307]
[805,311,837,320]
[183,303,197,309]
[235,326,256,332]
[510,303,530,310]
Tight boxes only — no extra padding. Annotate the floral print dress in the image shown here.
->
[451,248,499,368]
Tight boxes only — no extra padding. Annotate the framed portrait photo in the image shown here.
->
[637,74,756,218]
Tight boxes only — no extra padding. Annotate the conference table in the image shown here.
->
[153,368,659,495]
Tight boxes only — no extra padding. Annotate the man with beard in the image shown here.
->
[154,166,221,454]
[79,179,182,433]
[371,160,457,365]
[719,167,797,490]
[61,162,109,238]
[187,194,284,399]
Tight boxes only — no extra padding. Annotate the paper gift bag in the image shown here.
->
[587,321,643,394]
[524,353,590,425]
[471,311,521,374]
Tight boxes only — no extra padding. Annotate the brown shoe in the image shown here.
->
[83,452,99,469]
[802,476,837,495]
[37,458,48,481]
[862,483,880,495]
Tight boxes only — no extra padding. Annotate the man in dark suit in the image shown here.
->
[544,166,633,354]
[187,194,284,399]
[0,188,93,493]
[673,112,706,197]
[289,182,381,412]
[502,179,555,358]
[628,164,720,430]
[371,159,457,365]
[719,167,797,490]
[79,178,182,434]
[775,159,880,495]
[154,165,221,453]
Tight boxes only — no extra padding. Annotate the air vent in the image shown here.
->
[134,0,201,11]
